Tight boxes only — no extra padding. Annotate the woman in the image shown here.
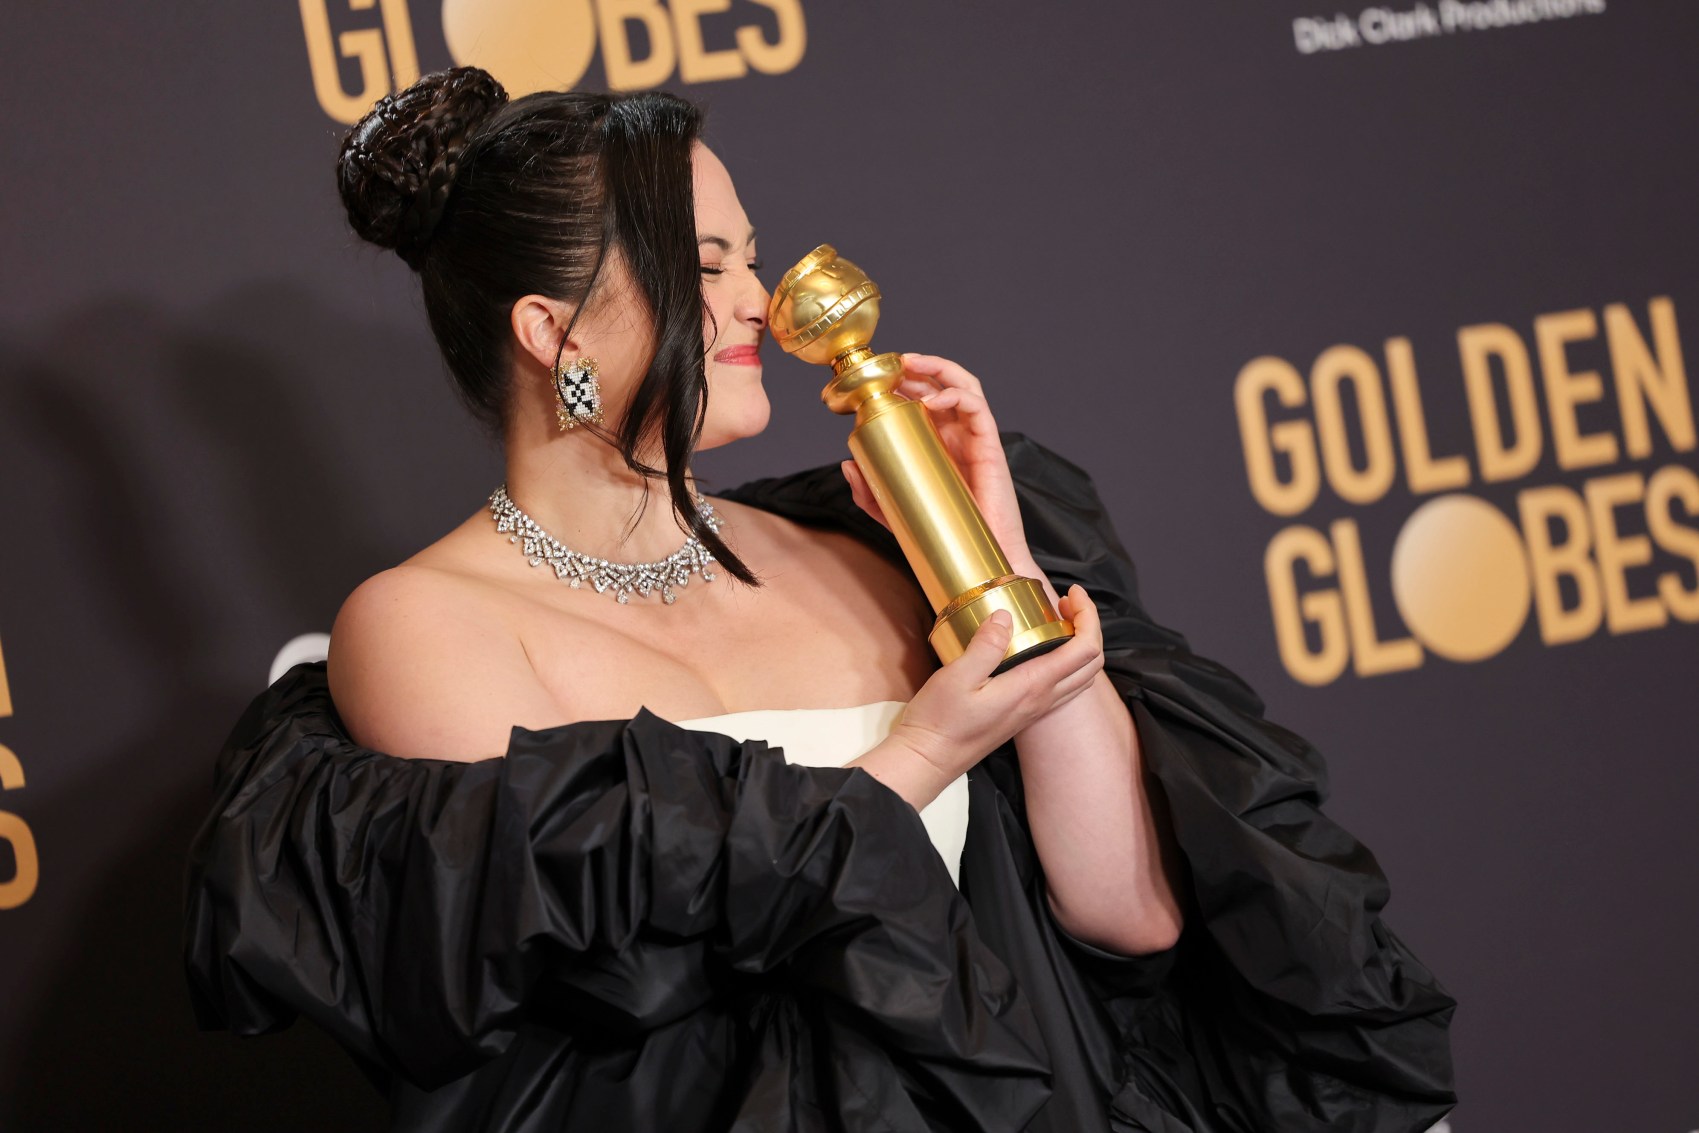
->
[183,67,1457,1131]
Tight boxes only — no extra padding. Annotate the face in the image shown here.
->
[690,142,771,450]
[508,143,770,452]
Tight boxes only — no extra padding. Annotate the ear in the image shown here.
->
[510,294,580,373]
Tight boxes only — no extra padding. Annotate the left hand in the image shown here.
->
[840,353,1039,576]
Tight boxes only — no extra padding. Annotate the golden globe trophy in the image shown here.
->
[768,245,1074,673]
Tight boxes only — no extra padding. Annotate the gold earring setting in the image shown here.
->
[553,356,605,431]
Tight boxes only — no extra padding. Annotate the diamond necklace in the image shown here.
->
[488,483,722,605]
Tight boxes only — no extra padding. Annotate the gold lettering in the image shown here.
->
[1458,323,1542,482]
[0,634,11,718]
[1535,308,1618,470]
[1311,345,1397,505]
[1646,463,1699,622]
[1330,519,1422,677]
[1605,297,1695,460]
[673,0,748,82]
[1235,356,1319,517]
[1265,525,1350,686]
[377,0,420,89]
[1583,472,1664,634]
[738,0,807,73]
[299,0,419,126]
[598,0,679,90]
[1384,336,1470,495]
[1518,484,1601,644]
[0,744,37,911]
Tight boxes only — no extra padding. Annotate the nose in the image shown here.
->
[735,271,769,333]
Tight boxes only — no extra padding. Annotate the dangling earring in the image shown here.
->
[552,355,604,431]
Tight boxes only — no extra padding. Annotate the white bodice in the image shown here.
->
[672,701,971,889]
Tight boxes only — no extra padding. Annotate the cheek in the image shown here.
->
[703,290,737,346]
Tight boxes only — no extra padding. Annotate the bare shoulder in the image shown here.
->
[729,493,923,593]
[710,493,890,575]
[706,492,934,675]
[327,562,567,762]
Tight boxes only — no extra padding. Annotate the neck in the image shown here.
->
[501,417,706,564]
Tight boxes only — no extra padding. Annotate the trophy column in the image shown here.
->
[769,245,1074,672]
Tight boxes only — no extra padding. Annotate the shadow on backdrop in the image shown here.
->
[0,282,487,1129]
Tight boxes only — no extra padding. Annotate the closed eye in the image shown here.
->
[700,261,763,276]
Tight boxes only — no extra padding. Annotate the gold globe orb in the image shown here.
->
[769,244,884,366]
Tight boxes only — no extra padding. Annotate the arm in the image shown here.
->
[843,730,956,810]
[1004,560,1185,957]
[866,410,1457,1128]
[841,353,1184,958]
[842,572,1182,958]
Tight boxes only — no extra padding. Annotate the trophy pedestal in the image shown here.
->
[929,575,1074,674]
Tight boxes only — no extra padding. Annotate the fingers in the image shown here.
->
[839,459,889,529]
[1058,586,1105,668]
[901,353,985,397]
[1060,584,1101,641]
[895,356,1003,457]
[896,355,989,413]
[1047,655,1100,705]
[991,585,1103,691]
[942,592,1101,714]
[912,386,1001,442]
[1059,584,1098,632]
[1050,666,1100,709]
[954,608,1014,685]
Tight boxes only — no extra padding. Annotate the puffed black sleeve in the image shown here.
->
[996,430,1458,1132]
[181,662,1052,1128]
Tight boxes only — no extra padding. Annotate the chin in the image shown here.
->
[697,391,771,451]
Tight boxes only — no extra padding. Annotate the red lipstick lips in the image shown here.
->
[713,344,761,365]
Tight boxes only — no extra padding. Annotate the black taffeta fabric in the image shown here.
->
[183,431,1458,1132]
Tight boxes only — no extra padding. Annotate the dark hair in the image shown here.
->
[335,66,758,587]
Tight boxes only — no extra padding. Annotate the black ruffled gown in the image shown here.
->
[182,432,1458,1131]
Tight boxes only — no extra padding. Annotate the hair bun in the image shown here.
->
[337,66,509,269]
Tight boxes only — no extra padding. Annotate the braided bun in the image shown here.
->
[336,66,509,270]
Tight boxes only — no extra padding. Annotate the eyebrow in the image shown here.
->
[697,227,758,252]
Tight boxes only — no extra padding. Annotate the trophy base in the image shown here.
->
[928,575,1075,673]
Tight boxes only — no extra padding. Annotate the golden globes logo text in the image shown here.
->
[302,0,807,125]
[1236,297,1698,684]
[0,635,39,911]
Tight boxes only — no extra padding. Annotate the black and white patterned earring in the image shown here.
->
[552,355,604,431]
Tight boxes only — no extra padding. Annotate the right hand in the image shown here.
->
[887,585,1105,784]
